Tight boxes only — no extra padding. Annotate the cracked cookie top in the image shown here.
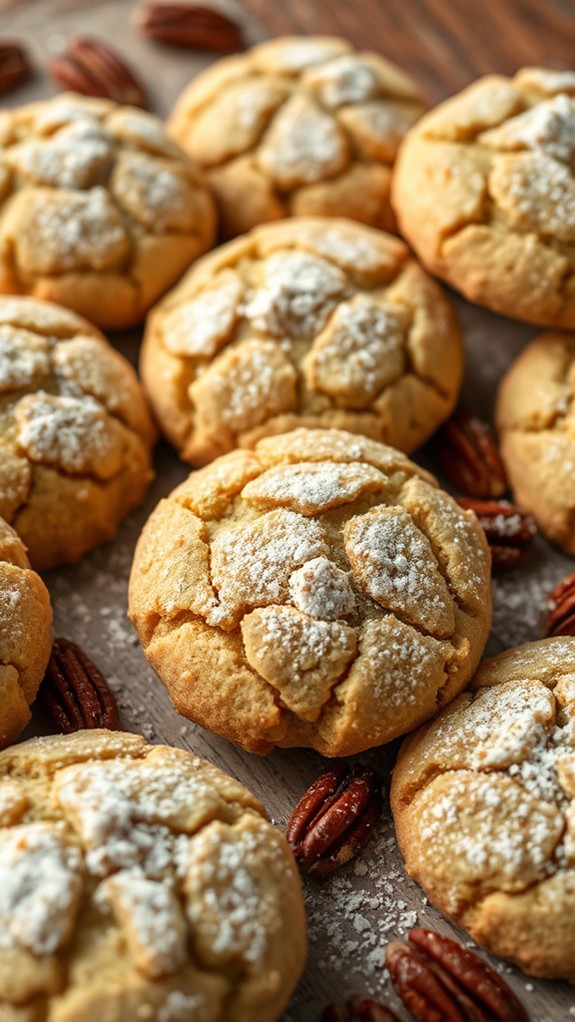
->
[0,94,216,329]
[392,637,575,981]
[128,428,491,756]
[496,330,575,553]
[0,729,306,1021]
[0,296,156,568]
[168,35,426,238]
[141,217,462,466]
[392,68,575,327]
[0,517,52,748]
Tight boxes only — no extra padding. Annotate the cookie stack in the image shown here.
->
[0,27,574,1021]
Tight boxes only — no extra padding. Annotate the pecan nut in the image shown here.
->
[0,42,31,95]
[544,570,575,636]
[457,497,536,569]
[38,637,120,733]
[48,37,147,108]
[134,3,244,52]
[386,929,529,1022]
[434,406,508,499]
[323,997,402,1021]
[285,763,382,877]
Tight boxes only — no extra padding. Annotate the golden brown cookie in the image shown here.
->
[141,217,463,465]
[0,296,156,569]
[392,68,575,327]
[0,517,52,749]
[496,330,575,553]
[0,729,306,1021]
[129,428,491,756]
[0,93,216,329]
[168,36,426,238]
[392,637,575,981]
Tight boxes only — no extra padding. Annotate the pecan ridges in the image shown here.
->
[38,637,120,733]
[286,763,382,877]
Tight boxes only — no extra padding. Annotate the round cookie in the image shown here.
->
[391,637,575,981]
[0,296,156,569]
[141,217,463,466]
[129,428,491,757]
[392,68,575,327]
[496,330,575,553]
[0,729,306,1021]
[168,36,426,238]
[0,93,216,329]
[0,517,52,749]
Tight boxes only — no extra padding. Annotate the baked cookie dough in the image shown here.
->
[0,93,216,329]
[392,637,575,981]
[0,517,52,749]
[129,428,491,756]
[0,296,156,569]
[0,729,306,1021]
[141,217,463,466]
[496,330,575,553]
[392,68,575,327]
[168,36,426,238]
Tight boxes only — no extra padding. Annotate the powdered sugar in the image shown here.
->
[7,120,114,189]
[14,391,120,478]
[257,93,348,186]
[483,94,575,164]
[289,556,356,619]
[245,250,348,339]
[304,55,381,109]
[0,823,82,956]
[241,460,386,513]
[162,274,243,358]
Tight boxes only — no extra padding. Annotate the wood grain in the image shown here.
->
[1,1,575,1020]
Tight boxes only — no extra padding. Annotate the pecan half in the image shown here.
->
[323,997,402,1021]
[0,42,31,95]
[544,570,575,636]
[134,3,244,52]
[434,406,508,499]
[386,929,529,1022]
[286,763,382,877]
[38,637,120,733]
[457,497,536,569]
[48,37,147,108]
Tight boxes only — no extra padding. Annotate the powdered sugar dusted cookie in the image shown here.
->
[0,517,51,748]
[0,296,155,568]
[496,330,575,553]
[0,94,216,328]
[0,729,306,1020]
[392,637,575,980]
[141,218,462,465]
[392,68,575,326]
[129,428,491,756]
[168,36,426,238]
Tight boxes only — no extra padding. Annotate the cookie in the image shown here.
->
[168,36,426,238]
[0,729,306,1021]
[391,637,575,981]
[129,428,491,756]
[141,217,463,466]
[495,330,575,553]
[0,296,156,568]
[0,517,52,749]
[0,93,216,329]
[392,68,575,327]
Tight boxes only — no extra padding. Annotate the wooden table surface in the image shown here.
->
[2,1,575,1020]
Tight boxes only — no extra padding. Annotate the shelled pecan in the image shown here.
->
[134,3,244,52]
[48,37,147,108]
[544,571,575,636]
[322,997,402,1021]
[286,763,382,877]
[38,637,120,733]
[457,497,536,569]
[0,42,31,95]
[434,406,508,499]
[386,929,529,1022]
